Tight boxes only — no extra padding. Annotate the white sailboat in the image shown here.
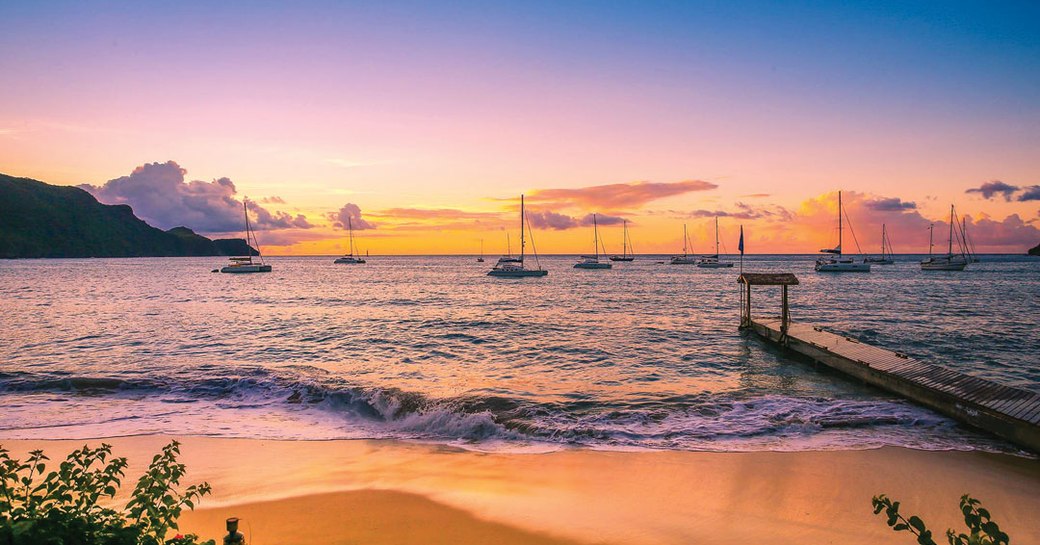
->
[815,191,871,272]
[697,216,733,268]
[670,224,698,264]
[921,205,968,271]
[864,224,895,264]
[575,214,612,269]
[333,217,366,264]
[477,239,485,263]
[488,195,548,277]
[609,220,635,261]
[220,199,272,273]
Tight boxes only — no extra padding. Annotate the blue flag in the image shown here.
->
[738,225,744,255]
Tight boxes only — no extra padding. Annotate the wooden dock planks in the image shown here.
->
[749,317,1040,452]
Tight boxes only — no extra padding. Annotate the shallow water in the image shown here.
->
[1,255,1037,453]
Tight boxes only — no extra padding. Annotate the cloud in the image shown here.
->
[740,193,771,198]
[327,203,376,230]
[245,200,311,229]
[80,161,312,233]
[523,179,717,210]
[682,202,793,221]
[966,181,1020,201]
[583,214,625,226]
[260,196,286,204]
[863,197,917,211]
[526,210,579,230]
[1018,186,1040,202]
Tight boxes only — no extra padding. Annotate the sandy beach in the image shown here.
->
[1,436,1037,545]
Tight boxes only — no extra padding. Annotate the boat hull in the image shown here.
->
[333,258,366,264]
[920,261,967,271]
[487,269,548,277]
[670,258,697,265]
[574,262,612,269]
[697,262,733,268]
[609,256,634,262]
[220,264,272,273]
[815,262,871,272]
[864,258,894,264]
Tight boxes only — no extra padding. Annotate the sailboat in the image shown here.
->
[921,206,968,271]
[575,214,612,269]
[333,217,366,264]
[815,191,871,272]
[220,199,272,273]
[697,216,733,268]
[670,224,698,264]
[864,224,895,264]
[477,239,485,263]
[609,220,635,261]
[488,195,548,277]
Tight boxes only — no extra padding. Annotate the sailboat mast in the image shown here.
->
[838,191,843,255]
[715,216,720,256]
[622,220,627,257]
[348,217,355,256]
[683,224,688,255]
[882,224,887,258]
[243,200,254,261]
[593,214,599,258]
[520,194,526,263]
[948,205,954,257]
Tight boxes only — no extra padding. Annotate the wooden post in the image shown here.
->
[743,284,752,328]
[781,284,789,338]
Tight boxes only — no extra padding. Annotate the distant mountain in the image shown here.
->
[1030,243,1040,256]
[0,173,257,258]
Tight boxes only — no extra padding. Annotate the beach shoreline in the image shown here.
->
[2,435,1037,545]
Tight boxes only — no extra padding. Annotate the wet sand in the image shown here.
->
[2,436,1037,545]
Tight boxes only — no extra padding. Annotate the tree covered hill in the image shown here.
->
[0,173,256,258]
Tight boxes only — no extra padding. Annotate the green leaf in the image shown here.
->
[908,516,926,533]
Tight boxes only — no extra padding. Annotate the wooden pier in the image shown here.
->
[738,273,1040,453]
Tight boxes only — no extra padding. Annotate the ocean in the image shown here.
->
[1,255,1037,453]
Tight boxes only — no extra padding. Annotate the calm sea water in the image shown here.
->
[1,255,1037,453]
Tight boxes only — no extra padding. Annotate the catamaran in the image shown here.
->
[333,217,366,264]
[609,220,635,261]
[488,195,548,277]
[220,199,272,273]
[575,214,612,269]
[815,190,871,272]
[697,216,733,268]
[921,205,968,271]
[670,224,698,264]
[864,223,895,264]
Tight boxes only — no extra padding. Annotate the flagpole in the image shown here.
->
[738,225,744,274]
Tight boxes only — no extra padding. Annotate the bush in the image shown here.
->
[872,493,1010,545]
[0,441,214,545]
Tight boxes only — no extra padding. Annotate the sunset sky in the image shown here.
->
[2,1,1038,254]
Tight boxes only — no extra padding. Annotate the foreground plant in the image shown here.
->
[0,440,214,545]
[872,494,1010,545]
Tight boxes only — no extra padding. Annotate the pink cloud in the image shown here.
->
[326,203,375,230]
[80,161,312,233]
[524,179,717,210]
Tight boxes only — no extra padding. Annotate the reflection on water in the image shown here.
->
[0,255,1036,452]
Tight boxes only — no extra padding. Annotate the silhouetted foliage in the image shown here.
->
[872,494,1010,545]
[0,441,214,545]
